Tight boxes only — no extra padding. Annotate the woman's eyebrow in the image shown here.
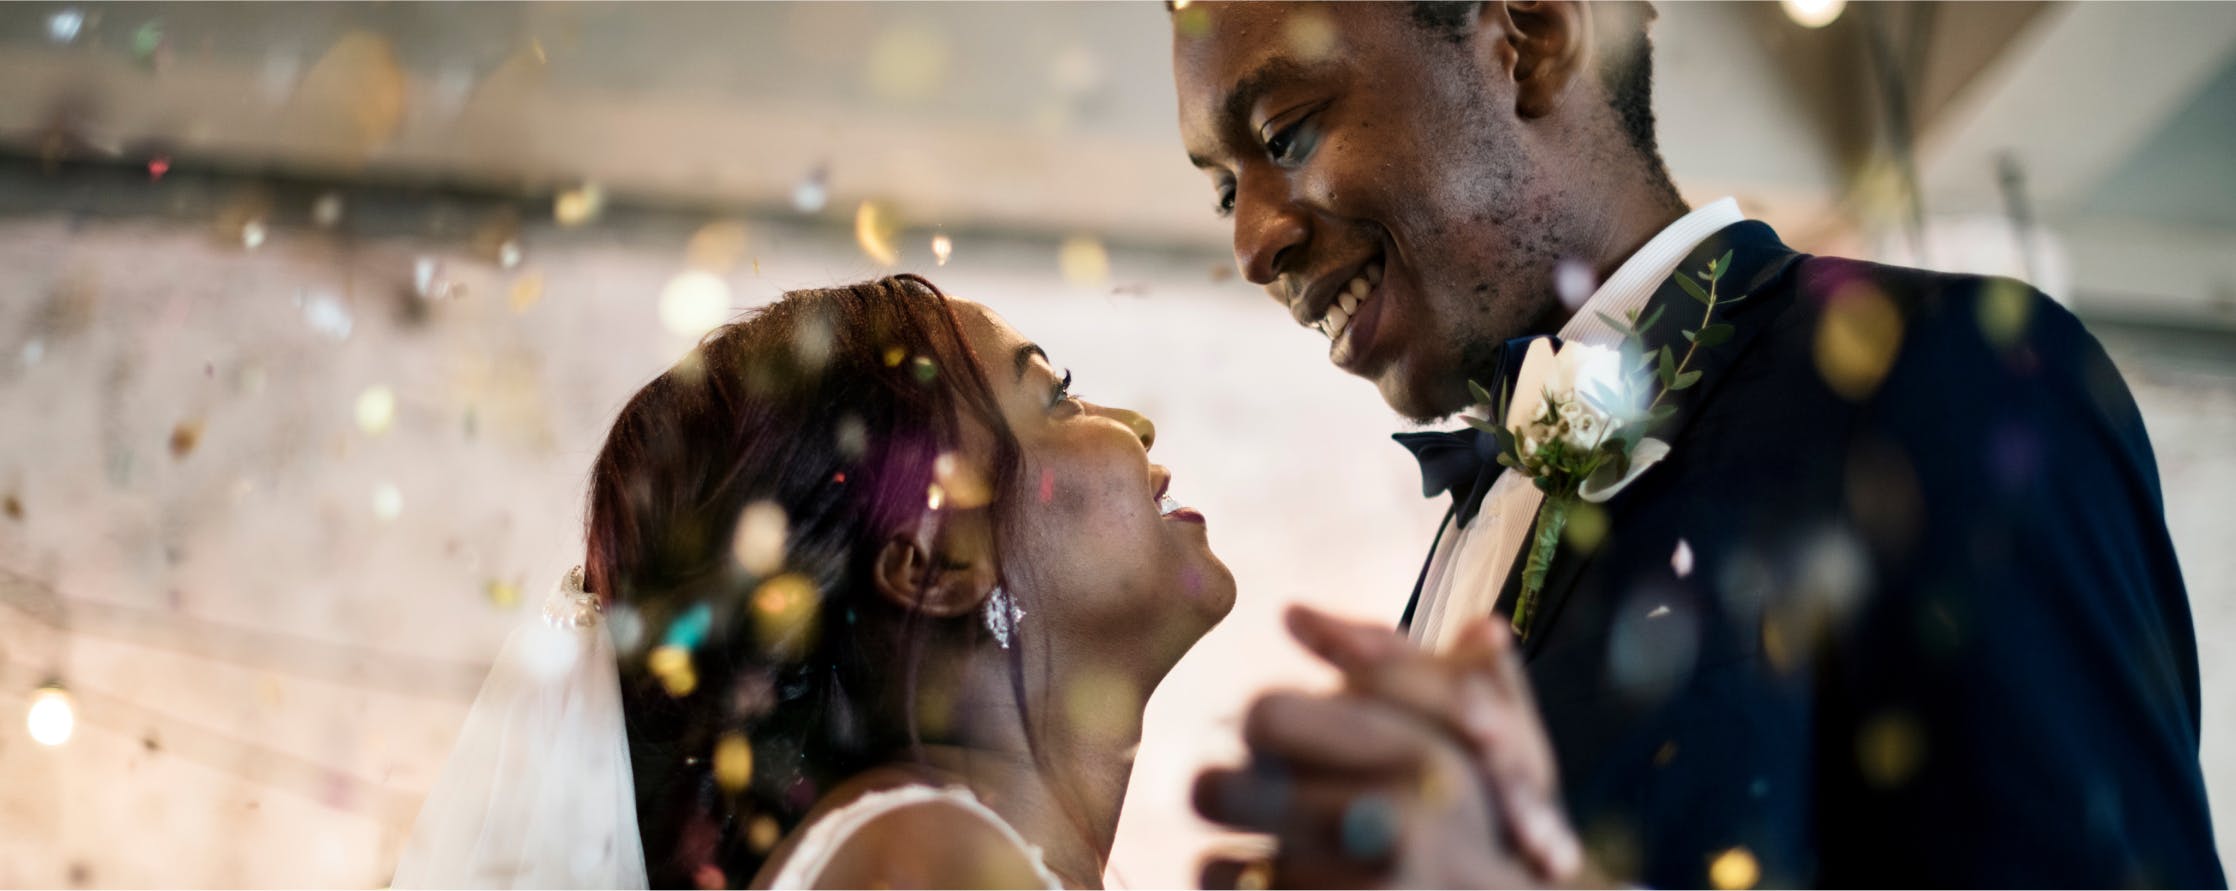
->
[1013,343,1048,381]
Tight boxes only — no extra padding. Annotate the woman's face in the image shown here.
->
[949,300,1234,691]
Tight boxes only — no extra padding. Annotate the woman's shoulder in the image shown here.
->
[756,772,1061,890]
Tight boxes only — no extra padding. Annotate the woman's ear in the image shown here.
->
[871,509,998,619]
[1491,1,1591,120]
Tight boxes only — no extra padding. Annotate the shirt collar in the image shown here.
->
[1556,197,1745,347]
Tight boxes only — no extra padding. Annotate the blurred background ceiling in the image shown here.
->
[0,1,2231,319]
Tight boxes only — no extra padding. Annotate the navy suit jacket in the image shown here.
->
[1402,221,2223,887]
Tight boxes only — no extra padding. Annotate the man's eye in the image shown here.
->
[1264,115,1317,166]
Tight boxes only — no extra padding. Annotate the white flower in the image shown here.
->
[1500,339,1671,503]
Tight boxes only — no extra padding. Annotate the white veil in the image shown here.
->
[392,567,649,889]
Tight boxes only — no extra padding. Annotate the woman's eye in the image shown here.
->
[1049,369,1078,411]
[1213,182,1236,219]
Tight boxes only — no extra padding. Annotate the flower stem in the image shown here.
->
[1513,497,1570,640]
[1648,278,1719,412]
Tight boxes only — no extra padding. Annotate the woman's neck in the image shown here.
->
[912,724,1137,889]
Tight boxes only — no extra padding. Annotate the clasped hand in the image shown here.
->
[1194,607,1588,889]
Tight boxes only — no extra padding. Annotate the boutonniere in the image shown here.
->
[1464,250,1747,639]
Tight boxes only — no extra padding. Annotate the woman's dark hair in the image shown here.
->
[584,275,1023,887]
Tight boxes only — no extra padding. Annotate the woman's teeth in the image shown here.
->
[1319,261,1383,341]
[1158,494,1183,516]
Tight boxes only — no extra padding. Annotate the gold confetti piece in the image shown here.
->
[752,574,820,657]
[485,579,520,609]
[932,452,992,509]
[1235,861,1270,891]
[864,25,951,101]
[1283,10,1338,61]
[1059,235,1110,287]
[372,482,403,521]
[168,420,202,459]
[2,494,21,521]
[930,233,953,266]
[1857,711,1924,787]
[1654,740,1678,767]
[294,31,408,153]
[882,346,906,367]
[925,483,946,510]
[355,386,396,435]
[855,201,901,266]
[747,815,781,853]
[509,273,545,314]
[1563,502,1608,553]
[659,271,731,338]
[1976,277,2033,350]
[1708,846,1759,890]
[1064,669,1141,744]
[1814,284,1903,401]
[688,221,751,273]
[649,645,697,697]
[713,733,754,792]
[554,182,604,227]
[1173,4,1213,38]
[732,501,788,576]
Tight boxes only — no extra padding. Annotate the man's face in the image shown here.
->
[1174,2,1571,422]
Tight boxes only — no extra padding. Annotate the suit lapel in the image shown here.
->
[1496,221,1806,658]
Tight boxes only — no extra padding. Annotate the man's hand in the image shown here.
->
[1193,606,1585,888]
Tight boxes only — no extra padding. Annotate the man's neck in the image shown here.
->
[1550,187,1690,332]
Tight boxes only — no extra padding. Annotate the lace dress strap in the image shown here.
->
[765,784,1064,889]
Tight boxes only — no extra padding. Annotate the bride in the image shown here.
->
[392,275,1235,888]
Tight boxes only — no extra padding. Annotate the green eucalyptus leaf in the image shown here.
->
[1637,304,1667,334]
[1656,346,1677,386]
[1694,323,1734,348]
[1468,379,1495,406]
[1675,274,1712,306]
[1648,404,1678,424]
[1595,311,1635,337]
[1672,369,1703,390]
[1716,250,1734,279]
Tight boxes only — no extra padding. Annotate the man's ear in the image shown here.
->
[1493,1,1591,120]
[871,510,998,619]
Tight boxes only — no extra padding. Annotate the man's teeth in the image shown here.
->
[1158,494,1183,516]
[1320,262,1383,341]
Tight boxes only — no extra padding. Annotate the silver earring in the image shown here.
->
[982,586,1025,649]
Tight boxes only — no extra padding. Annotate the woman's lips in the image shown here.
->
[1159,493,1206,525]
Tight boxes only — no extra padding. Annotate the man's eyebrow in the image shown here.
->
[1189,56,1315,171]
[1013,343,1047,381]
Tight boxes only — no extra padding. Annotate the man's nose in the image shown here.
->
[1232,177,1308,298]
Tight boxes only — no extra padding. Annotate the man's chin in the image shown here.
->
[1375,369,1471,425]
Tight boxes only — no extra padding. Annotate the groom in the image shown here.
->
[1171,2,2223,887]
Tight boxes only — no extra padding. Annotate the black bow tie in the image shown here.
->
[1391,335,1557,527]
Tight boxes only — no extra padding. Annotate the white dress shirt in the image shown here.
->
[1409,198,1746,652]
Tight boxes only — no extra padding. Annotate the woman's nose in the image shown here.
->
[1093,404,1156,451]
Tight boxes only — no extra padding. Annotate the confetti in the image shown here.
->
[311,192,345,227]
[752,574,819,657]
[1708,846,1759,890]
[854,201,901,266]
[554,182,604,227]
[1671,539,1695,578]
[355,386,396,435]
[2,494,21,521]
[834,415,867,458]
[147,156,170,181]
[372,483,403,521]
[168,420,202,459]
[713,733,753,792]
[659,271,731,338]
[484,579,520,609]
[1173,4,1213,38]
[26,686,75,747]
[1058,235,1110,287]
[791,167,829,214]
[932,452,991,509]
[497,239,523,270]
[1556,258,1596,310]
[414,257,460,301]
[299,290,353,340]
[21,340,45,368]
[1813,283,1903,401]
[864,25,951,101]
[1283,10,1338,61]
[509,273,545,313]
[1857,711,1924,787]
[792,312,834,370]
[298,32,408,150]
[732,501,788,576]
[131,19,165,64]
[649,645,697,697]
[930,233,953,266]
[241,219,267,250]
[907,355,936,383]
[1064,670,1141,744]
[926,483,946,510]
[747,815,781,853]
[1976,277,2033,350]
[687,221,750,273]
[47,9,83,44]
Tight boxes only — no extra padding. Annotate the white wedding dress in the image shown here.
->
[392,569,1058,889]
